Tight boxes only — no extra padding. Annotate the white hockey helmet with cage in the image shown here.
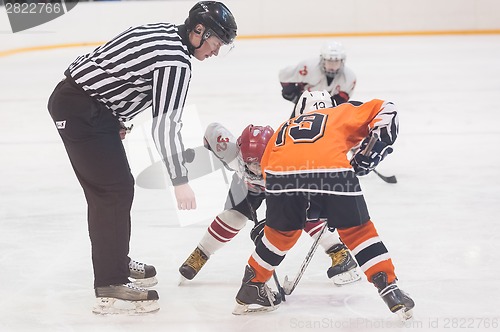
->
[293,90,334,118]
[320,41,346,77]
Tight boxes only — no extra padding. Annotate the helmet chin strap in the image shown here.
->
[192,29,211,50]
[193,39,205,50]
[191,30,204,50]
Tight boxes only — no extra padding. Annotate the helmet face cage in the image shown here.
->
[320,42,346,77]
[187,1,237,45]
[237,125,275,169]
[293,90,334,118]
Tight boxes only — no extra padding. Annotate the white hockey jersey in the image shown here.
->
[279,57,356,99]
[204,123,265,193]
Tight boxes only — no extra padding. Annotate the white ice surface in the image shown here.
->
[1,35,500,331]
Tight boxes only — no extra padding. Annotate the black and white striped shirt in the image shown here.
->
[67,23,192,185]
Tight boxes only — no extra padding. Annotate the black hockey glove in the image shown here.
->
[250,219,266,245]
[332,91,349,105]
[351,136,393,176]
[281,83,305,104]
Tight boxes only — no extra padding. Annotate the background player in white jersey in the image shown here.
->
[178,122,361,286]
[279,41,356,106]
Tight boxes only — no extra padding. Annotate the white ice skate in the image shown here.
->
[331,268,362,286]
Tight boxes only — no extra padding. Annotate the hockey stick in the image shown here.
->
[272,269,286,302]
[373,169,397,184]
[362,133,379,156]
[282,223,327,295]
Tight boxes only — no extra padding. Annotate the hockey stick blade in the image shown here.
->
[283,275,293,296]
[273,271,286,302]
[373,169,397,184]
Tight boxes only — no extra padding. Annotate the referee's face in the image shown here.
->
[193,35,222,60]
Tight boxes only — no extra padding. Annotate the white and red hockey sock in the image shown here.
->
[304,219,342,251]
[198,209,248,256]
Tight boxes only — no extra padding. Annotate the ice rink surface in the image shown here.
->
[1,33,500,331]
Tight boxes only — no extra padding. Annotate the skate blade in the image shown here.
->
[92,297,160,315]
[178,275,189,286]
[130,276,158,288]
[332,268,362,286]
[396,308,413,321]
[232,302,278,315]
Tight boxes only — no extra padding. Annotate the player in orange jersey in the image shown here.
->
[178,122,361,286]
[233,91,414,320]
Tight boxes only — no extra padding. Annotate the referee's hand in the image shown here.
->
[174,183,196,210]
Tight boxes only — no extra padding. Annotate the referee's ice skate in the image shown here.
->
[93,283,159,315]
[128,259,157,287]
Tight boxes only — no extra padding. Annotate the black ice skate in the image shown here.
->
[179,247,209,281]
[129,258,157,287]
[93,283,159,315]
[326,243,361,286]
[372,271,415,320]
[233,265,282,315]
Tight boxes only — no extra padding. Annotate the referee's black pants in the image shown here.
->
[48,78,133,288]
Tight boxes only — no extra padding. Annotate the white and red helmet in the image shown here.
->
[293,90,334,118]
[237,124,274,164]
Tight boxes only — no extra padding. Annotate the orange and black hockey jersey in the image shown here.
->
[261,99,398,194]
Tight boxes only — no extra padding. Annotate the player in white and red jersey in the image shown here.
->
[279,41,356,106]
[178,122,360,286]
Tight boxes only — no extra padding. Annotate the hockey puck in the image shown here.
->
[184,148,195,163]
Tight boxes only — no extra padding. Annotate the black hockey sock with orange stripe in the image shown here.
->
[338,220,396,283]
[249,226,302,282]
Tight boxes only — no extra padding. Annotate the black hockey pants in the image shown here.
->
[47,77,133,288]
